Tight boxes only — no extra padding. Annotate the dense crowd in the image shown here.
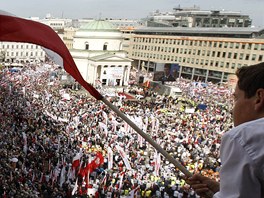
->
[0,62,233,197]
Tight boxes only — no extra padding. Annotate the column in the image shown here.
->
[93,64,97,85]
[220,72,225,83]
[137,60,141,71]
[205,69,209,82]
[125,65,131,86]
[191,67,195,81]
[147,60,150,73]
[179,65,183,79]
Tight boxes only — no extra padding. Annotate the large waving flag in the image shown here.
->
[0,11,102,100]
[0,10,194,180]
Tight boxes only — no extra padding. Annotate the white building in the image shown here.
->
[0,42,45,64]
[70,20,132,86]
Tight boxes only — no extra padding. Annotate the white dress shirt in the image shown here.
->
[214,117,264,198]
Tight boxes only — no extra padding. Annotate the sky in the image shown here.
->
[1,0,264,27]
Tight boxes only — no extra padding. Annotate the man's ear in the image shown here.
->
[255,88,264,112]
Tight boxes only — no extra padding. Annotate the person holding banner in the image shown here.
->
[187,62,264,197]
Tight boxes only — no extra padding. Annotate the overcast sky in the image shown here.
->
[1,0,263,27]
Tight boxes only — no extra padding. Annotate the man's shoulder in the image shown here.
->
[224,117,264,144]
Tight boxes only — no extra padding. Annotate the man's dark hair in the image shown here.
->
[236,62,264,98]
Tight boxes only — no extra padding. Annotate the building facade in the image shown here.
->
[70,20,132,86]
[147,6,252,28]
[0,42,45,64]
[127,27,264,83]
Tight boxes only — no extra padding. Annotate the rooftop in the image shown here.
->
[79,20,119,32]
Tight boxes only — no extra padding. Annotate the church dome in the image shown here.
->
[80,20,119,32]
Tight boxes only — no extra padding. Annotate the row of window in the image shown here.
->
[134,45,264,59]
[132,51,260,69]
[132,50,263,62]
[133,38,264,50]
[0,44,41,49]
[84,43,108,50]
[5,51,44,57]
[49,23,64,27]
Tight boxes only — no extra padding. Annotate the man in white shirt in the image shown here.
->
[187,62,264,197]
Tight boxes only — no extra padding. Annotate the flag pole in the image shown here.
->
[101,97,192,177]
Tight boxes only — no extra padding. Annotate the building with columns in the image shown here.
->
[70,20,132,86]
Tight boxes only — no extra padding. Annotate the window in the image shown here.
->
[215,61,219,67]
[85,42,89,50]
[212,51,215,57]
[239,53,243,60]
[252,54,256,61]
[245,54,250,60]
[213,42,217,47]
[259,55,263,61]
[180,48,183,54]
[103,43,108,50]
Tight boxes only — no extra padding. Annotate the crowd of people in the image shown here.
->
[0,62,234,197]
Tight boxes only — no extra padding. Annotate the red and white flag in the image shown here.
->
[154,151,161,176]
[0,11,102,100]
[72,152,82,169]
[72,178,78,195]
[115,145,131,170]
[107,146,113,170]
